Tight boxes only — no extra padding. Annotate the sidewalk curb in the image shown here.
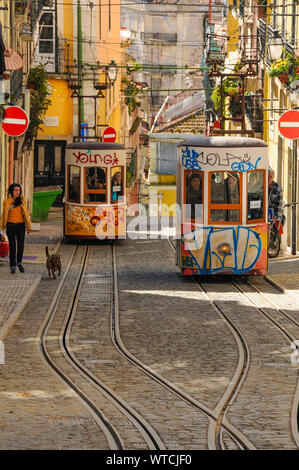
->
[264,275,285,293]
[0,276,42,342]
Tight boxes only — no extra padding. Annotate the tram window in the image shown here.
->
[68,165,80,203]
[211,172,240,204]
[84,167,107,203]
[210,209,240,223]
[209,172,241,224]
[247,171,264,221]
[185,170,203,221]
[86,167,106,189]
[111,167,124,202]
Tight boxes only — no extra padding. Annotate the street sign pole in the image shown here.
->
[278,109,299,255]
[292,139,297,255]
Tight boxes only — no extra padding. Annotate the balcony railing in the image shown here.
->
[258,19,295,65]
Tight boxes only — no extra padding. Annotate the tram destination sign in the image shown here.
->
[278,109,299,140]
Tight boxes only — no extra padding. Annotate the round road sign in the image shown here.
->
[278,109,299,139]
[102,126,117,143]
[2,106,29,137]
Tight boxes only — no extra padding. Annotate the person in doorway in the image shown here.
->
[0,183,31,273]
[268,168,284,220]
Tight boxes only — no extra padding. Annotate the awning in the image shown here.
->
[4,48,23,71]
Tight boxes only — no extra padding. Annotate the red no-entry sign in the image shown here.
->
[102,126,117,143]
[278,109,299,139]
[2,106,29,137]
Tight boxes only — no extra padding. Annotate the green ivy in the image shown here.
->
[23,64,51,148]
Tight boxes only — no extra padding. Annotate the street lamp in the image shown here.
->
[268,35,284,62]
[107,60,118,83]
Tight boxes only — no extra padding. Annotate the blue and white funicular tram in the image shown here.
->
[64,141,126,239]
[176,136,268,276]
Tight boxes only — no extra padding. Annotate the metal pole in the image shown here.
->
[292,139,297,255]
[77,0,84,136]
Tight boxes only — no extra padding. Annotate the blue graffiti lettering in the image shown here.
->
[231,157,261,172]
[182,225,261,274]
[181,146,202,170]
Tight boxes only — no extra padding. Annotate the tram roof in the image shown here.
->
[178,136,267,148]
[66,141,125,150]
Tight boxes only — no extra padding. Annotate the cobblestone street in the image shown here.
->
[0,211,299,452]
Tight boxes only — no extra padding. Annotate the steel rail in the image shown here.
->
[112,242,255,450]
[194,278,252,450]
[61,244,164,451]
[36,245,123,450]
[232,278,299,449]
[159,216,254,449]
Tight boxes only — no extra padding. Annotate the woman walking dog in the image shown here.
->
[0,183,31,273]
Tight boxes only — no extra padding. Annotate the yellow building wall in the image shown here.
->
[38,80,73,136]
[97,3,122,142]
[227,1,239,55]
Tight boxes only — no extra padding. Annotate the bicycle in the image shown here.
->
[267,202,296,258]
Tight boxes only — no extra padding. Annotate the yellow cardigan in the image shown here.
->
[0,195,31,231]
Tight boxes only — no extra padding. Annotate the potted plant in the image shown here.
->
[268,53,292,83]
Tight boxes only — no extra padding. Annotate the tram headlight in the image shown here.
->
[217,242,231,255]
[90,216,100,226]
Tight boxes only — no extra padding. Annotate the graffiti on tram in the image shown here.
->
[181,145,262,173]
[181,224,267,274]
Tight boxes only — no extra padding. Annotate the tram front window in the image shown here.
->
[111,167,124,202]
[185,170,203,220]
[68,165,80,203]
[247,171,264,221]
[85,167,107,203]
[86,167,106,189]
[209,171,241,223]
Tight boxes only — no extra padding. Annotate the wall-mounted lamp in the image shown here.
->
[19,24,33,42]
[268,35,284,61]
[93,60,118,96]
[107,60,118,83]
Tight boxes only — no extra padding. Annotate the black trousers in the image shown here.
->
[6,222,26,267]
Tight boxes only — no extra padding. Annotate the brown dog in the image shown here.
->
[46,246,61,279]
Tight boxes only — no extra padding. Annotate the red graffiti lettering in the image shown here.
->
[73,151,88,163]
[89,154,98,164]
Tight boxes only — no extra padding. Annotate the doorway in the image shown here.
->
[34,140,66,206]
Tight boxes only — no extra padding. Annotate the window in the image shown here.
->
[68,165,80,203]
[247,170,265,222]
[185,170,203,221]
[111,167,124,203]
[85,167,107,203]
[209,171,241,223]
[34,8,56,72]
[39,12,54,53]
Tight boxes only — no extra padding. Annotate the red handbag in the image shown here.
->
[0,233,9,258]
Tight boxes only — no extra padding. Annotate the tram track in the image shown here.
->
[161,217,298,449]
[37,243,164,450]
[112,242,255,450]
[232,277,299,448]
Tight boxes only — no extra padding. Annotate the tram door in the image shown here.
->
[34,140,66,206]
